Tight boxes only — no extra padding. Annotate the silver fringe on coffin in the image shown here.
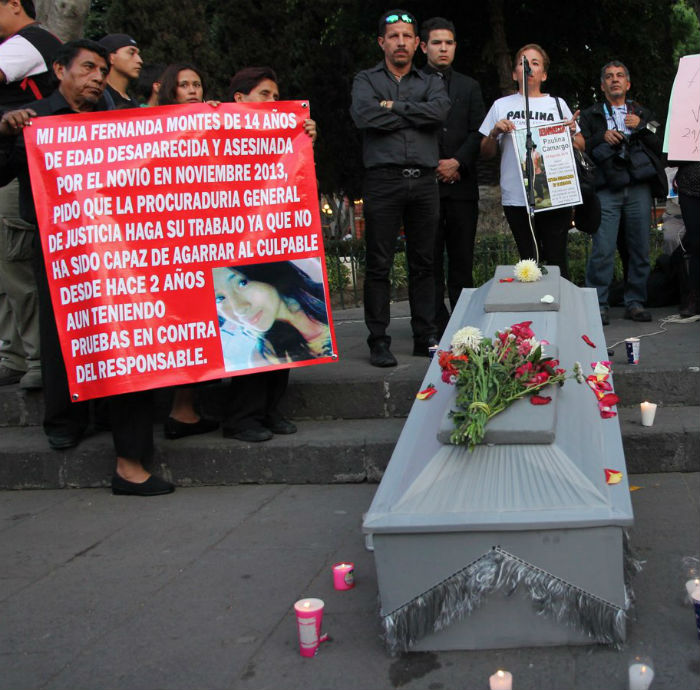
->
[382,542,641,654]
[623,529,644,610]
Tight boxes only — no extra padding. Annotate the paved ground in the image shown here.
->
[1,474,698,690]
[299,301,700,393]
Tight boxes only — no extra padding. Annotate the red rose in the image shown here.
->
[515,362,533,378]
[525,372,550,387]
[511,321,534,339]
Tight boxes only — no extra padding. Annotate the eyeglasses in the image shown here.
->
[385,13,414,24]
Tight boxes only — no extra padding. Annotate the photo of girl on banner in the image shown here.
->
[212,258,332,370]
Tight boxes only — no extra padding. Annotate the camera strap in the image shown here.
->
[604,99,631,134]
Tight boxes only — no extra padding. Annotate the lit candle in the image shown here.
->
[489,669,513,690]
[332,562,355,590]
[628,662,654,690]
[640,401,657,427]
[294,598,325,658]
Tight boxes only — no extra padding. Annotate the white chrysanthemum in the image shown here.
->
[514,259,542,282]
[451,326,483,354]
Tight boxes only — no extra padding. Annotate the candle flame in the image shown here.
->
[641,665,647,673]
[497,670,505,678]
[303,602,310,609]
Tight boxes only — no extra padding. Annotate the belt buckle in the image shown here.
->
[402,167,421,178]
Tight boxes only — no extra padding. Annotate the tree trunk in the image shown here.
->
[35,0,90,41]
[489,0,515,96]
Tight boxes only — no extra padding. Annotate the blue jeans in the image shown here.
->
[585,184,652,309]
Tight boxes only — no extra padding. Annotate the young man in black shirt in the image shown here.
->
[97,33,142,109]
[419,17,484,336]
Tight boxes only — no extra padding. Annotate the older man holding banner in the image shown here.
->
[0,41,335,493]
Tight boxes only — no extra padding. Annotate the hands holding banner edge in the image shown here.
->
[0,107,37,136]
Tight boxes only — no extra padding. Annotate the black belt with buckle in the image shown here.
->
[370,166,435,178]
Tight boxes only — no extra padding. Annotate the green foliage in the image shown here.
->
[390,250,408,290]
[670,0,700,65]
[324,254,351,293]
[92,0,680,196]
[84,0,110,40]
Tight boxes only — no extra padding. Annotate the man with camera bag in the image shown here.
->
[580,60,665,324]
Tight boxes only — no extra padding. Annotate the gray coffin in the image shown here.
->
[363,267,634,651]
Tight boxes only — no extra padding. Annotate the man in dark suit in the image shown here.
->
[420,17,484,334]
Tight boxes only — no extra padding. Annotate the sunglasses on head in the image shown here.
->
[384,13,414,24]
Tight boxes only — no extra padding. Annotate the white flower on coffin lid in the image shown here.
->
[451,326,483,355]
[514,259,542,282]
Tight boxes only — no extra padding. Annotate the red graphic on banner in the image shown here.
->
[24,101,337,401]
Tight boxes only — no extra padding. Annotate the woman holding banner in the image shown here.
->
[212,259,331,442]
[206,67,319,443]
[156,63,210,106]
[154,63,222,439]
[479,44,583,278]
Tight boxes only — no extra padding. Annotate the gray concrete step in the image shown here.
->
[1,363,698,427]
[1,406,697,489]
[1,304,698,428]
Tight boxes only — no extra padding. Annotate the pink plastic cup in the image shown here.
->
[294,598,325,657]
[332,562,355,590]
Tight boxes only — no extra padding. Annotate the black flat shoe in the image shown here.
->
[47,433,82,450]
[111,473,175,496]
[264,417,297,435]
[222,426,273,442]
[164,416,219,439]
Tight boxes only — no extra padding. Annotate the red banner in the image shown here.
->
[24,101,337,401]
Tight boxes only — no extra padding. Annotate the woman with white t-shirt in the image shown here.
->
[480,44,584,278]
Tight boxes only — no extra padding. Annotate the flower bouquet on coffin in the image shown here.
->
[439,321,582,449]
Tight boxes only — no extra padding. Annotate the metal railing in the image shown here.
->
[323,229,665,310]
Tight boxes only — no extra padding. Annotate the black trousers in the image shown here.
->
[679,192,700,295]
[503,205,571,279]
[434,197,478,333]
[33,237,154,461]
[223,368,289,432]
[362,168,439,346]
